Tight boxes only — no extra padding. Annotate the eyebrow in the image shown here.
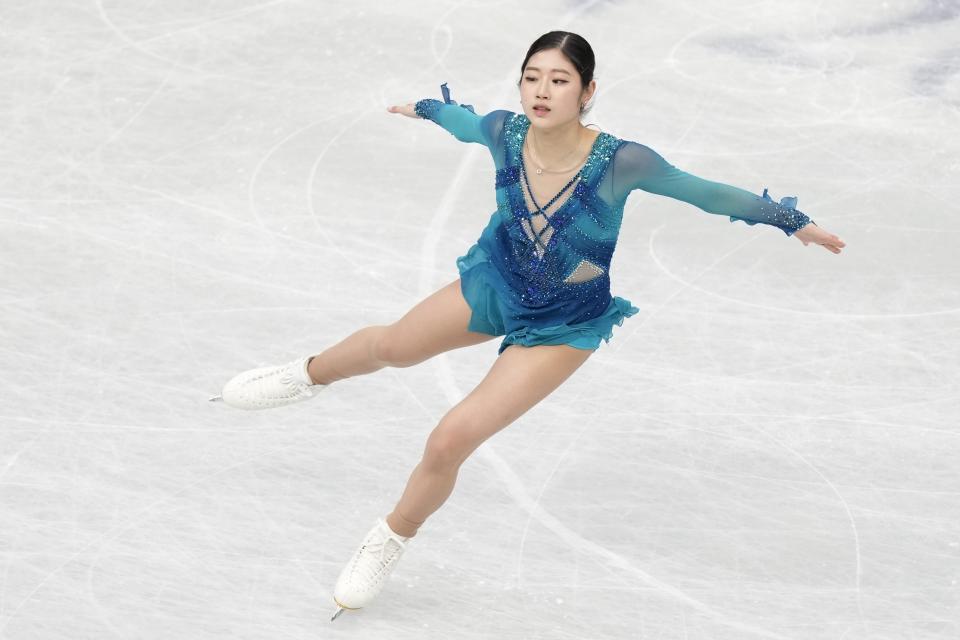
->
[525,67,571,74]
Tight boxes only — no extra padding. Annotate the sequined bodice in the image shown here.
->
[494,114,625,306]
[515,127,602,255]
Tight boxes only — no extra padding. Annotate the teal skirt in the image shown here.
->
[456,242,639,356]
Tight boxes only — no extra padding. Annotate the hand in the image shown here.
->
[793,222,845,254]
[387,103,419,118]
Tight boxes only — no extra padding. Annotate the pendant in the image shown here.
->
[536,168,543,175]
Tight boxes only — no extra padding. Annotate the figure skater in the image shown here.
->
[210,31,846,621]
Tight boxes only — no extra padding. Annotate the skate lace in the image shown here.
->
[355,536,404,585]
[278,365,311,398]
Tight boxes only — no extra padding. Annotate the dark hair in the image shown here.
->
[517,31,596,116]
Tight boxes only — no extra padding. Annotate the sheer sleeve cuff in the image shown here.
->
[729,187,816,237]
[414,82,476,122]
[414,98,442,121]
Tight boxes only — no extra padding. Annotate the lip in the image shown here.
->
[533,106,551,116]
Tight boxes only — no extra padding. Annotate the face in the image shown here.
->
[519,48,596,129]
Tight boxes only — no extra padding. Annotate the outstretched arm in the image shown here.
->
[388,82,509,150]
[612,141,845,252]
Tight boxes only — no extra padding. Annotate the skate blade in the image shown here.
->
[331,597,360,621]
[208,395,223,402]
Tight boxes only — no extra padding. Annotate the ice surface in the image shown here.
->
[2,1,959,638]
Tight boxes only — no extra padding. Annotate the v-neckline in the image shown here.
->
[517,117,604,220]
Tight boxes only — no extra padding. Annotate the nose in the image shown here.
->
[536,79,550,100]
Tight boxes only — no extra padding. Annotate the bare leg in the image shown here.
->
[386,461,456,537]
[306,326,388,385]
[306,279,495,385]
[385,343,594,538]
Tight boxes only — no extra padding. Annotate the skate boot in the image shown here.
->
[209,355,329,410]
[330,517,412,621]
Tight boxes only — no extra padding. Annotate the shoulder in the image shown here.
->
[610,138,661,159]
[481,110,521,146]
[482,109,516,126]
[608,138,671,172]
[494,110,524,130]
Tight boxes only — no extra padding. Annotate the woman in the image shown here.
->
[211,31,846,621]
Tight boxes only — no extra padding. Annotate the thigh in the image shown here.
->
[379,278,497,366]
[436,343,594,463]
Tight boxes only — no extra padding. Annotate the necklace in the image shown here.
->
[525,127,591,175]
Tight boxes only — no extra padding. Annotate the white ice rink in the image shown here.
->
[3,0,959,638]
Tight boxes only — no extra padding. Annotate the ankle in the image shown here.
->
[306,356,318,385]
[306,355,333,386]
[386,511,422,539]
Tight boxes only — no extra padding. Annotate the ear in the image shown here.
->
[582,79,597,103]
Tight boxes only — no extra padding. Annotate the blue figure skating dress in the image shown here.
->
[415,84,814,356]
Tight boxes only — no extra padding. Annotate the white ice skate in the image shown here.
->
[330,517,411,621]
[209,355,329,410]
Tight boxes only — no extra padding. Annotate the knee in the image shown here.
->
[422,416,478,470]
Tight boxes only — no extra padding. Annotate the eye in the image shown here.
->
[524,76,567,84]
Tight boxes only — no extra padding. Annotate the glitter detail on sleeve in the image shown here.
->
[415,81,475,122]
[414,98,442,121]
[727,188,815,236]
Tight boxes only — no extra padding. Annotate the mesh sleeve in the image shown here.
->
[609,141,815,236]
